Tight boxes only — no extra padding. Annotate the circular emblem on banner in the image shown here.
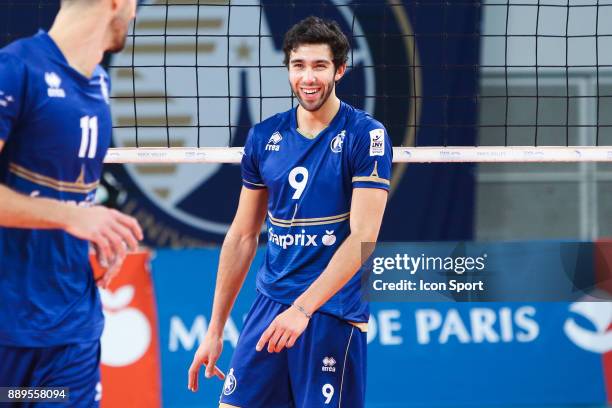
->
[107,0,419,245]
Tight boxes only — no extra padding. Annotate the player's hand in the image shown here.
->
[256,306,310,353]
[188,333,225,392]
[65,205,143,266]
[95,251,125,289]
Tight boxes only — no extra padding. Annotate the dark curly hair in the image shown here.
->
[282,16,350,70]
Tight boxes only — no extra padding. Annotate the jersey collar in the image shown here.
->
[36,29,102,84]
[291,101,347,140]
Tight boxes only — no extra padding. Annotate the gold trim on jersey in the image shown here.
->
[352,176,390,186]
[352,161,390,186]
[9,163,98,194]
[349,321,368,333]
[219,404,241,408]
[268,211,350,227]
[242,179,266,188]
[296,126,328,140]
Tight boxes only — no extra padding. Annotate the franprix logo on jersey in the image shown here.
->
[268,228,337,249]
[265,131,283,152]
[268,228,318,249]
[564,302,612,353]
[223,368,238,396]
[108,1,413,244]
[45,72,65,98]
[322,230,337,246]
[322,357,337,373]
[369,129,385,156]
[330,130,346,153]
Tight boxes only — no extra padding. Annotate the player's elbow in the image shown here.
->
[225,223,261,247]
[350,223,381,244]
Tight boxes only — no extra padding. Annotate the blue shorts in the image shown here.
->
[219,293,367,408]
[0,340,101,407]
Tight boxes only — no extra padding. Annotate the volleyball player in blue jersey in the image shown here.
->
[0,0,141,405]
[189,16,392,407]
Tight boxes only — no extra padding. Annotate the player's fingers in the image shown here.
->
[103,228,127,262]
[212,365,225,380]
[188,357,202,391]
[101,260,123,289]
[204,355,216,378]
[274,331,292,353]
[286,333,299,349]
[256,326,275,352]
[267,328,284,353]
[109,221,138,253]
[93,234,112,267]
[113,210,143,241]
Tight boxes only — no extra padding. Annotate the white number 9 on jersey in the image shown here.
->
[322,383,334,404]
[288,167,309,199]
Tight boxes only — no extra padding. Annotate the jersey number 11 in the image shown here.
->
[79,115,98,159]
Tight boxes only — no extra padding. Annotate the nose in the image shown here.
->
[303,68,316,83]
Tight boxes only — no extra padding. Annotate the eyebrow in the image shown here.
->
[290,58,332,65]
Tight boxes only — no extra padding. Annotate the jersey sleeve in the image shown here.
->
[241,127,266,189]
[0,53,26,142]
[350,121,393,191]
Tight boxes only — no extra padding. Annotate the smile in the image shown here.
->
[301,88,320,95]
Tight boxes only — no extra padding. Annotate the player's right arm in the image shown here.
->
[188,185,268,392]
[188,126,267,391]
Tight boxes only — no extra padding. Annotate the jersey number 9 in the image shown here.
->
[288,167,309,199]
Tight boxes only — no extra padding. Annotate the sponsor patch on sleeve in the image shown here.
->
[369,129,385,156]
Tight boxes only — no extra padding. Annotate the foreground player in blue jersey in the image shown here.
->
[0,0,141,405]
[189,16,392,407]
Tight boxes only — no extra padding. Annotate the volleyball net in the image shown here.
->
[94,0,609,163]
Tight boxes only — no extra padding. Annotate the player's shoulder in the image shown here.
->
[250,108,293,142]
[342,102,386,146]
[0,32,47,66]
[0,37,32,70]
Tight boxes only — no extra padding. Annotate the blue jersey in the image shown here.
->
[242,101,393,322]
[0,31,111,347]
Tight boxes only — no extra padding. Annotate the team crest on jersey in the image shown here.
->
[223,368,237,395]
[265,131,283,152]
[330,130,346,153]
[369,129,385,156]
[45,72,66,98]
[108,1,416,244]
[322,356,337,373]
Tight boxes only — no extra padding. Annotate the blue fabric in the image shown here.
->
[220,293,367,408]
[241,102,393,322]
[0,31,109,346]
[0,341,101,407]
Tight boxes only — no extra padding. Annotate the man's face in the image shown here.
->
[288,44,345,112]
[107,0,137,53]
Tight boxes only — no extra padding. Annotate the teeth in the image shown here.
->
[303,89,319,95]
